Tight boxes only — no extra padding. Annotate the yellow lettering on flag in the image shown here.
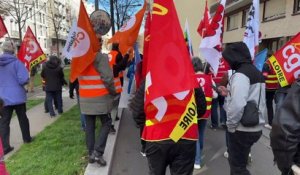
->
[269,56,289,87]
[153,3,168,16]
[29,54,46,69]
[169,93,197,142]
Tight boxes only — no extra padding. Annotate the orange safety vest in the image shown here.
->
[78,63,110,98]
[109,50,122,93]
[195,73,213,119]
[142,91,198,142]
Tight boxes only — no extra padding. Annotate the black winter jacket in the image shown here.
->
[270,79,300,174]
[41,60,66,91]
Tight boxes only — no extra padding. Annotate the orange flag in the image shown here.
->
[69,0,100,82]
[108,3,146,55]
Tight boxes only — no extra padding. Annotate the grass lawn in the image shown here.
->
[26,99,44,110]
[34,67,71,87]
[6,106,87,175]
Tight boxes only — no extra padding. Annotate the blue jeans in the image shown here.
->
[211,96,227,127]
[46,90,63,116]
[195,119,207,165]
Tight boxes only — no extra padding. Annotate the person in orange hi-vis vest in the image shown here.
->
[78,35,117,166]
[0,98,9,175]
[262,58,279,130]
[108,42,130,134]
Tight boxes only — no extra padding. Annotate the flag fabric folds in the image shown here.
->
[144,0,198,142]
[145,0,198,106]
[68,0,100,82]
[243,0,260,60]
[197,0,210,37]
[0,16,8,38]
[254,48,268,71]
[268,32,300,87]
[142,12,151,78]
[108,4,146,55]
[184,19,194,58]
[199,0,226,75]
[18,27,46,71]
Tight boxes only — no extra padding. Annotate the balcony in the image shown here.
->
[210,0,266,15]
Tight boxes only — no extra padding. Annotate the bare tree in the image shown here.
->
[100,0,143,31]
[0,0,46,42]
[48,0,66,55]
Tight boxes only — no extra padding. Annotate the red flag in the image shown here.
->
[108,3,146,55]
[18,27,46,71]
[197,0,210,37]
[145,0,198,106]
[69,0,100,82]
[142,12,151,78]
[199,0,226,75]
[0,16,8,38]
[269,32,300,87]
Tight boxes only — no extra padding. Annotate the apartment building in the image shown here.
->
[210,0,300,53]
[1,0,49,54]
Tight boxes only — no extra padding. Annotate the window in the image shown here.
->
[263,0,286,21]
[227,13,239,31]
[294,0,300,13]
[40,25,43,35]
[44,39,47,48]
[242,8,250,27]
[45,27,48,37]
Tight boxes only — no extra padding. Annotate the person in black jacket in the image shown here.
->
[270,79,300,175]
[41,56,67,117]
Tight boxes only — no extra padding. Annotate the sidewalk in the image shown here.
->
[5,88,77,159]
[84,108,123,175]
[110,109,281,175]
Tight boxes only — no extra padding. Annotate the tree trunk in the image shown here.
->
[110,0,115,35]
[17,19,22,46]
[55,31,59,57]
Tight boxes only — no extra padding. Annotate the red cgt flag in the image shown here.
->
[108,3,146,55]
[69,0,100,82]
[144,0,198,106]
[18,27,46,71]
[0,16,8,38]
[197,0,210,37]
[269,32,300,87]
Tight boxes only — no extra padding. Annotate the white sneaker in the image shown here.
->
[194,164,201,169]
[264,124,272,129]
[248,153,252,163]
[140,151,146,157]
[224,151,229,158]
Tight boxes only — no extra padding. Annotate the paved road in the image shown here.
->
[110,109,281,175]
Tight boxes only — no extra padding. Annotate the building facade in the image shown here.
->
[211,0,300,53]
[1,0,49,54]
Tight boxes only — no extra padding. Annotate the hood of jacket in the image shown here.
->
[222,42,252,70]
[46,59,60,69]
[0,53,17,66]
